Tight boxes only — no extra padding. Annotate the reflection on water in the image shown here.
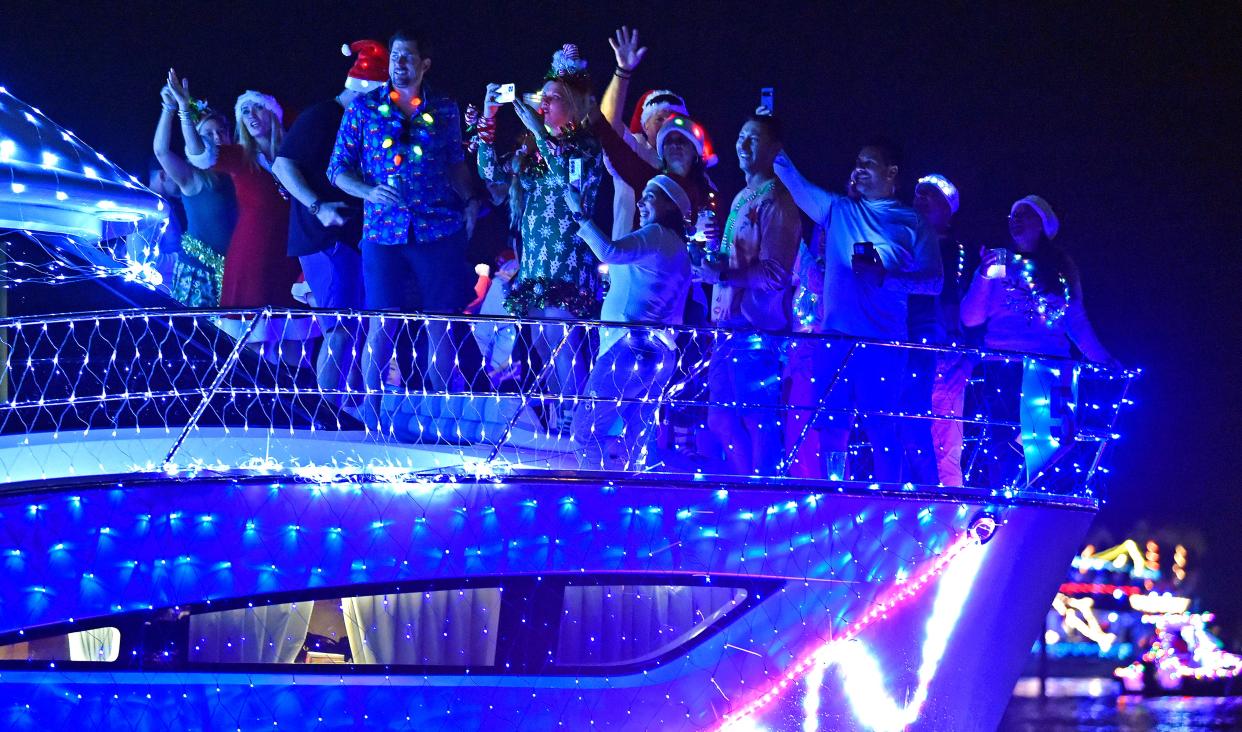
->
[1000,695,1242,731]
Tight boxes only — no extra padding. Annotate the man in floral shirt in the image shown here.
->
[329,28,479,429]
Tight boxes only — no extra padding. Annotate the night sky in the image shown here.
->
[3,3,1240,636]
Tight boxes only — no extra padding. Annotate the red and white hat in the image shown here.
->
[656,115,718,168]
[234,90,283,126]
[628,89,689,134]
[341,40,389,93]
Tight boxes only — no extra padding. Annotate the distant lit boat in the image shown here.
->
[0,83,1139,730]
[1115,613,1242,696]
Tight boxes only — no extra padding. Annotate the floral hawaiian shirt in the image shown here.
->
[327,83,465,246]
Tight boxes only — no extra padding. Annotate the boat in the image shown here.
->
[0,83,1138,730]
[1115,613,1242,696]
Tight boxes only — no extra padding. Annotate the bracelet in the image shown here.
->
[476,117,496,145]
[177,109,194,123]
[613,67,632,79]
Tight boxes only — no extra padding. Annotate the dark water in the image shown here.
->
[1000,696,1242,731]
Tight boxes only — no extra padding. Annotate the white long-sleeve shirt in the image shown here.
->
[773,152,942,340]
[577,220,691,356]
[960,260,1113,363]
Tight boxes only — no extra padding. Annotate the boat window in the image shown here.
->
[187,588,501,666]
[555,585,747,666]
[0,627,120,662]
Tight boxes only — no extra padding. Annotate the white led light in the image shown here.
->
[11,182,26,193]
[0,139,15,161]
[41,151,58,168]
[82,166,98,179]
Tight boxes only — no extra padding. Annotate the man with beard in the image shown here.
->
[329,29,481,431]
[773,140,942,482]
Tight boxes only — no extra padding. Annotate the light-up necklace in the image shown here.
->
[1013,254,1071,326]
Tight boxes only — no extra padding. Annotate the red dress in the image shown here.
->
[213,144,301,308]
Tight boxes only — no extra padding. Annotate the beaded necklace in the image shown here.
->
[1013,254,1071,326]
[720,179,775,256]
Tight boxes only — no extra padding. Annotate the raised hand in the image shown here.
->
[511,98,545,139]
[608,26,648,72]
[166,68,191,110]
[482,83,503,120]
[160,85,178,109]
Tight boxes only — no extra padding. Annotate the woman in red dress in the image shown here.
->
[169,70,300,310]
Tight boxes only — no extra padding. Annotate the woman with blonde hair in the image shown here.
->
[169,69,300,310]
[476,45,605,430]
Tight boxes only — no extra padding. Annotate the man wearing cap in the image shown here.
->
[328,29,480,430]
[272,40,387,409]
[562,174,692,469]
[773,140,942,482]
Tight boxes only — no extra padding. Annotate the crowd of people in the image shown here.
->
[143,26,1119,487]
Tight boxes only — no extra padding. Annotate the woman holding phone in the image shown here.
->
[476,44,605,431]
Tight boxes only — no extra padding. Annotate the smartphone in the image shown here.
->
[853,241,878,262]
[494,83,516,104]
[568,157,583,185]
[760,87,775,113]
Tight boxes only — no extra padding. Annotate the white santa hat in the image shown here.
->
[1010,194,1059,239]
[234,90,283,126]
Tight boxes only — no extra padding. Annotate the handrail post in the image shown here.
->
[486,319,576,464]
[776,338,857,477]
[163,308,267,470]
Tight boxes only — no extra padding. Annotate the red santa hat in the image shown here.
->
[656,115,718,168]
[234,90,283,126]
[628,89,689,134]
[341,40,389,93]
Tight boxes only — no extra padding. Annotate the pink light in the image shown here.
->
[718,531,982,730]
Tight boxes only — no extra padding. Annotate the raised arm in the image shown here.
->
[590,113,657,192]
[602,26,646,134]
[772,150,838,225]
[881,219,944,295]
[165,69,210,163]
[152,86,200,194]
[476,84,508,184]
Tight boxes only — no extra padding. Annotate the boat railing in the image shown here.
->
[0,307,1136,499]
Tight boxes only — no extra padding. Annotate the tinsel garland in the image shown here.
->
[503,277,600,319]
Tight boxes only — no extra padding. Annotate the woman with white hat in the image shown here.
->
[962,194,1118,489]
[170,69,300,312]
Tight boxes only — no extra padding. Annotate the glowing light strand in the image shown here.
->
[719,529,986,731]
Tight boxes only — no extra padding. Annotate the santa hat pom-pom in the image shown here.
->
[342,43,352,56]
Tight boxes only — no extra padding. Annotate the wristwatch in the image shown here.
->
[309,200,322,215]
